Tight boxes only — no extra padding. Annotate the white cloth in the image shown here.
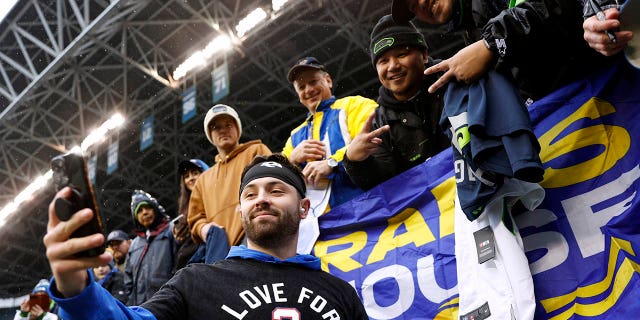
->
[297,135,333,254]
[455,178,544,320]
[14,310,59,320]
[296,183,330,254]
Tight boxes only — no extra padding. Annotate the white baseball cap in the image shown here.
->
[203,104,242,145]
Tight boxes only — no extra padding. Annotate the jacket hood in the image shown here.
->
[130,189,169,232]
[214,139,264,164]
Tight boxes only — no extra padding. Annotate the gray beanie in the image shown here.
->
[370,14,427,65]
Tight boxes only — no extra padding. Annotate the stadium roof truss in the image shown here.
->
[0,0,464,297]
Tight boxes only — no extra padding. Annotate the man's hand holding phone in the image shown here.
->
[44,187,112,297]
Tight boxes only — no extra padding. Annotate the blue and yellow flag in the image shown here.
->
[316,57,640,319]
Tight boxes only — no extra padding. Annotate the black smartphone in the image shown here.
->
[50,152,105,257]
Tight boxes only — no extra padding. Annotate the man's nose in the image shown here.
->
[253,190,271,206]
[304,85,315,95]
[388,57,400,70]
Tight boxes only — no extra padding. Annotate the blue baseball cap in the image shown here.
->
[178,159,210,175]
[287,57,327,82]
[107,230,129,242]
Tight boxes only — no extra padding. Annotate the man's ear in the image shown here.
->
[421,49,429,64]
[325,73,333,89]
[299,198,311,219]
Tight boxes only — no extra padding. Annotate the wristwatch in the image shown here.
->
[327,157,339,170]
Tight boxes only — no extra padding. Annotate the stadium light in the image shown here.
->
[203,34,232,58]
[0,112,125,226]
[0,0,18,25]
[81,112,125,151]
[235,8,267,38]
[0,170,53,228]
[172,1,298,81]
[173,34,232,81]
[69,145,82,154]
[272,0,289,12]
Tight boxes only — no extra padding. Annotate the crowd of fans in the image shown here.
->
[16,0,632,318]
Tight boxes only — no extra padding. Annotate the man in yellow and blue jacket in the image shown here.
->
[283,57,377,217]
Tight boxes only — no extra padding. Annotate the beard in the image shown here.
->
[243,207,300,249]
[113,252,127,264]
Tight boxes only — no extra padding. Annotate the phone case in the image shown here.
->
[51,152,105,257]
[28,292,50,312]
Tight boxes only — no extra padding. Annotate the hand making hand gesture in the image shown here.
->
[345,111,390,162]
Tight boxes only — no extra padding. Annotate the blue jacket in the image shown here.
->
[48,247,350,320]
[282,95,377,212]
[440,71,543,220]
[97,267,127,304]
[126,190,176,305]
[124,225,175,306]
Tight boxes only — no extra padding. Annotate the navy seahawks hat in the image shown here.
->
[287,57,327,82]
[178,159,210,175]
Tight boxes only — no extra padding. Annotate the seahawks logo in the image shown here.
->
[373,37,395,54]
[455,126,471,149]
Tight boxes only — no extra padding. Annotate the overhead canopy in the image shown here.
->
[0,0,464,297]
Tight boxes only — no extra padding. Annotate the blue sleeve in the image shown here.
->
[48,271,157,320]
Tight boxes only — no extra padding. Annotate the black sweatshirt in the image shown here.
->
[143,259,368,320]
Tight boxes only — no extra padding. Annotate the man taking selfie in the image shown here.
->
[43,154,368,319]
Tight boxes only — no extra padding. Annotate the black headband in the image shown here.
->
[239,161,306,198]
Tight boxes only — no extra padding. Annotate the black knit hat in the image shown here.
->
[370,14,427,65]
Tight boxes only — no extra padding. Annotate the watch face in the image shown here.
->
[328,158,338,168]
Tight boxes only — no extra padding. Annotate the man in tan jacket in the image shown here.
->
[187,104,271,263]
